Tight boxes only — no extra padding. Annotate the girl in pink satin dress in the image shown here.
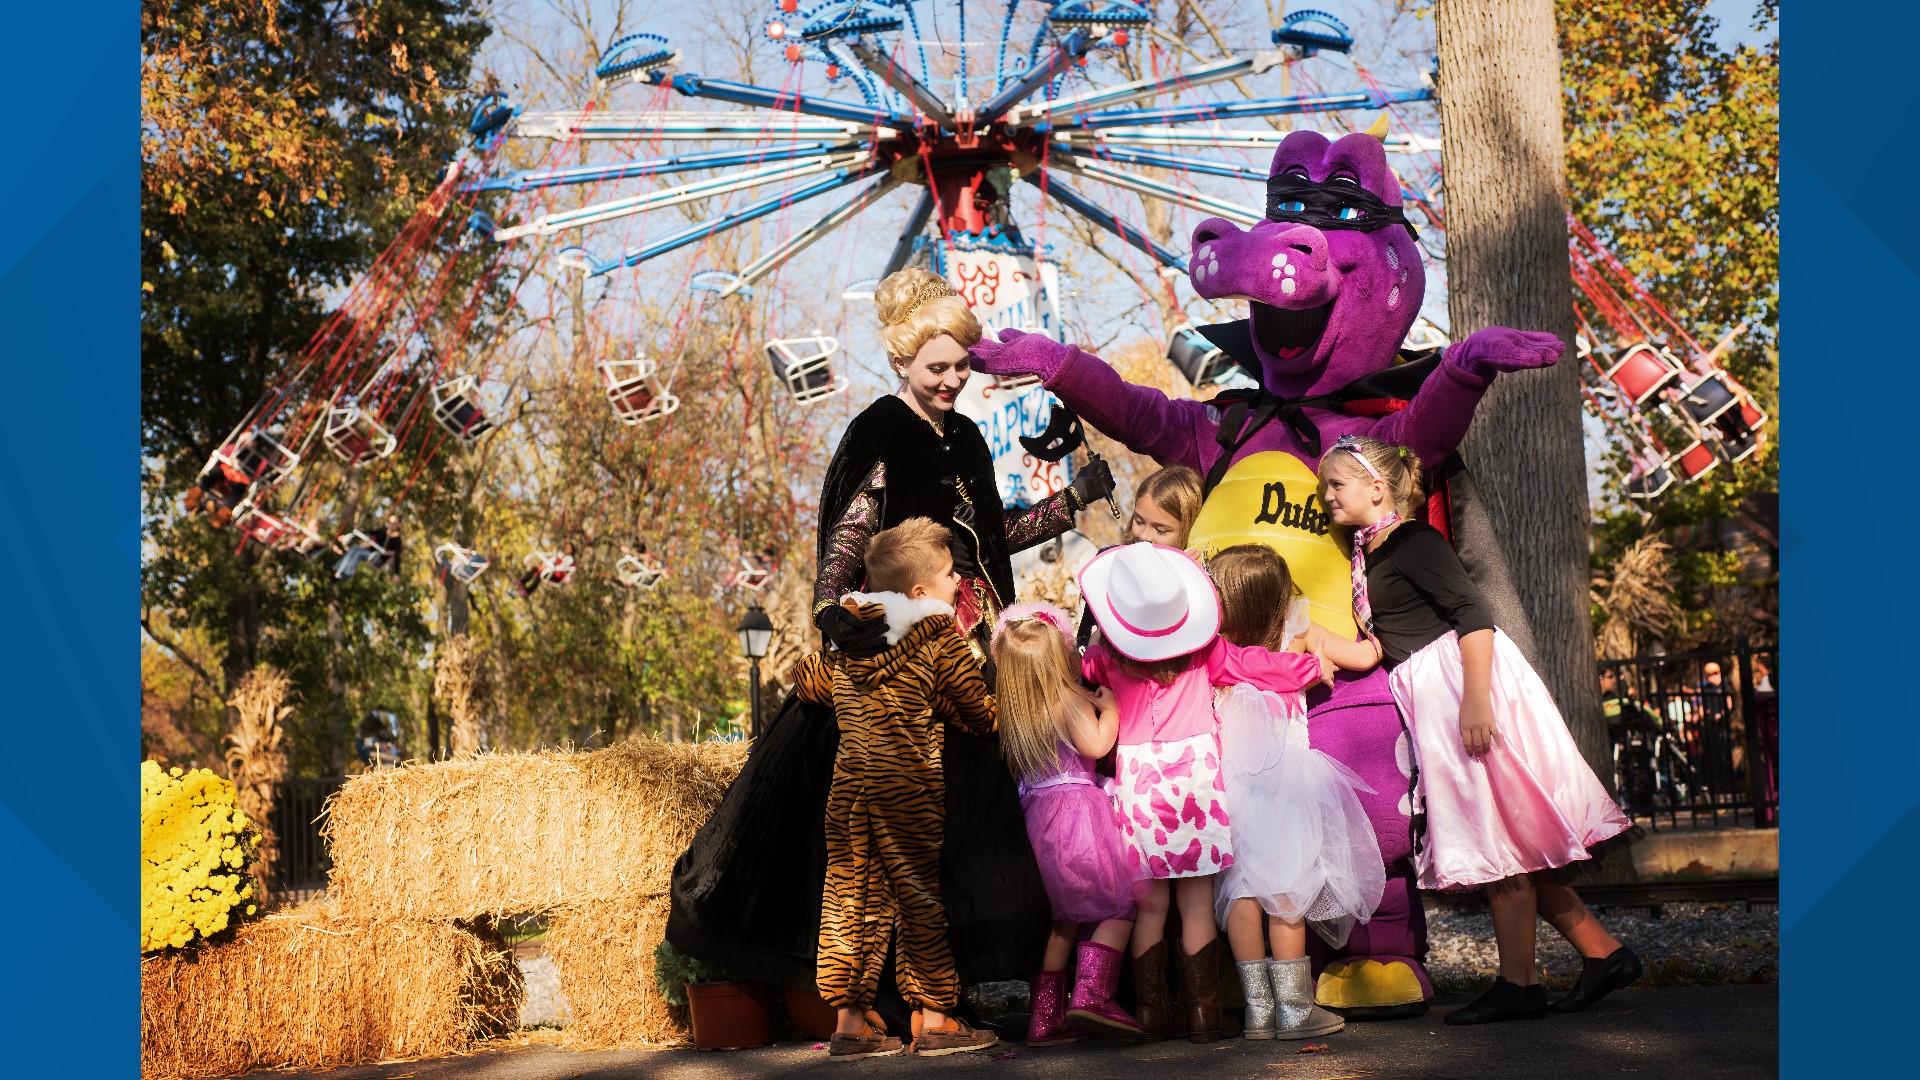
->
[1319,434,1644,1027]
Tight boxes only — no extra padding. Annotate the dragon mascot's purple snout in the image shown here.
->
[972,128,1564,1016]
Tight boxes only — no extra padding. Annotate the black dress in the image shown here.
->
[666,395,1081,1018]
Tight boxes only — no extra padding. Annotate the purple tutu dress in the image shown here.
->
[1018,739,1145,924]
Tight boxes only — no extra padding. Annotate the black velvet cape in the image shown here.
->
[817,394,1017,605]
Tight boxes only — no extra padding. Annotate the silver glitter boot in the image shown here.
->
[1267,957,1346,1040]
[1237,960,1277,1039]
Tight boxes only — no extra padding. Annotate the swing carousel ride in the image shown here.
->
[189,1,1769,597]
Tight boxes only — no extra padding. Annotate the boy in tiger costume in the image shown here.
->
[789,516,1002,1060]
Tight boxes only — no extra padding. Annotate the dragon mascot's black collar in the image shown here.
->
[1194,318,1443,482]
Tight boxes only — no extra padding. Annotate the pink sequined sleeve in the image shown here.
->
[813,462,884,614]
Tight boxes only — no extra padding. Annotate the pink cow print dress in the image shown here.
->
[1084,637,1321,880]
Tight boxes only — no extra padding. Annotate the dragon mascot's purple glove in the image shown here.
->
[1445,326,1566,384]
[968,326,1082,384]
[987,129,1562,1019]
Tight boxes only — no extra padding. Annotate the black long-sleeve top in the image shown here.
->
[1363,520,1496,668]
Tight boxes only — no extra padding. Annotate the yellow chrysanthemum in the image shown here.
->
[140,761,261,952]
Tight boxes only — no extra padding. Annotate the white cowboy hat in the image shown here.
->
[1077,542,1221,662]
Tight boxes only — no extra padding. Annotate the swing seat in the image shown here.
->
[275,517,325,556]
[601,359,681,425]
[730,556,774,592]
[1710,391,1766,440]
[435,543,491,584]
[1672,441,1718,483]
[431,376,496,445]
[206,430,300,494]
[1721,427,1763,463]
[1624,464,1675,502]
[233,500,295,547]
[616,554,668,590]
[526,550,575,585]
[766,334,847,403]
[1167,325,1237,387]
[1677,371,1739,426]
[340,530,394,567]
[323,408,398,466]
[1604,343,1684,406]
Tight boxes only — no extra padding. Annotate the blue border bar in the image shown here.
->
[0,0,137,1072]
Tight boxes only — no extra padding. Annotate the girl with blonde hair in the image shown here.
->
[1318,434,1642,1025]
[991,603,1147,1046]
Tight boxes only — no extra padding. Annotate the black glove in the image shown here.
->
[1069,457,1116,508]
[815,604,890,658]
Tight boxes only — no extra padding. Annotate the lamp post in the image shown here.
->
[736,603,774,739]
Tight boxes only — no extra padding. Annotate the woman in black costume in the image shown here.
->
[666,268,1115,1029]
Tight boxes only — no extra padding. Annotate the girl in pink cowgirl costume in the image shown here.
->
[990,603,1148,1046]
[1078,543,1321,1043]
[1320,434,1643,1026]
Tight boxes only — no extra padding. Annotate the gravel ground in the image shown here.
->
[1423,898,1779,992]
[516,956,574,1029]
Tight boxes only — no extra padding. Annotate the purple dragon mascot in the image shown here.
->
[972,129,1564,1017]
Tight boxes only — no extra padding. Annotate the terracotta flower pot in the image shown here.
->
[782,984,838,1040]
[687,980,774,1051]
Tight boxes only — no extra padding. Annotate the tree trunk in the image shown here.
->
[1434,0,1605,778]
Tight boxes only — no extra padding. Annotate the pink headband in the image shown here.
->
[992,601,1075,649]
[1334,436,1383,482]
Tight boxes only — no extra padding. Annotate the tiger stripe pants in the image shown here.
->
[816,756,956,1012]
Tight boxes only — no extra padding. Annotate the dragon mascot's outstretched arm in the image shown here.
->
[982,328,1216,472]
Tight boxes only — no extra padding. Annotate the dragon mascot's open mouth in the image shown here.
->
[1251,300,1335,361]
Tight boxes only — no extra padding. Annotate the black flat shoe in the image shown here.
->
[1443,978,1547,1025]
[1548,946,1645,1013]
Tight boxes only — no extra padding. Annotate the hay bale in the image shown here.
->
[140,903,521,1079]
[545,897,688,1047]
[323,738,748,920]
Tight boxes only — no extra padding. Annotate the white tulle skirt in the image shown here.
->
[1212,683,1386,949]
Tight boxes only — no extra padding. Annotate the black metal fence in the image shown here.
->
[270,776,346,902]
[1598,637,1777,831]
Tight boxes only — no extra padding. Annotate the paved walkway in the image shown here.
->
[260,986,1776,1080]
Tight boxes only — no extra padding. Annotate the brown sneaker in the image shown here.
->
[828,1024,905,1061]
[912,1018,999,1057]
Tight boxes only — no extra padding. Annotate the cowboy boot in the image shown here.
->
[1065,941,1144,1039]
[1178,938,1225,1043]
[1268,957,1346,1039]
[1129,940,1179,1042]
[1024,968,1088,1047]
[1237,960,1277,1039]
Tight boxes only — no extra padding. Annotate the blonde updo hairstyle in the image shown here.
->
[874,266,982,368]
[1317,435,1424,517]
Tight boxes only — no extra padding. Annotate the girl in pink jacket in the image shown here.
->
[1078,542,1321,1043]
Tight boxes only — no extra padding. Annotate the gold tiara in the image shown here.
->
[885,278,958,327]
